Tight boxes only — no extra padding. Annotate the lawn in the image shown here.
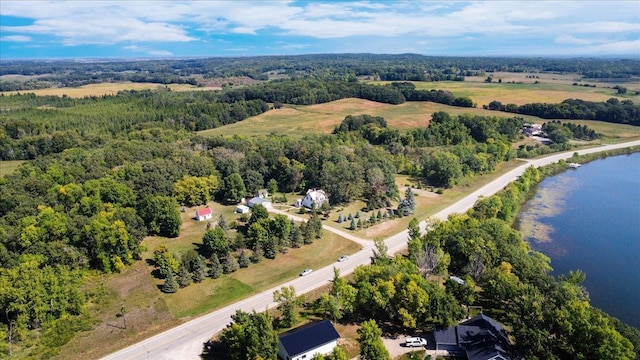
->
[0,160,26,177]
[0,82,221,98]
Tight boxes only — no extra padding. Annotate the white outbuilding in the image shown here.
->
[278,320,340,360]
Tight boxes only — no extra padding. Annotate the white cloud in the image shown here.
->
[555,34,593,45]
[0,0,638,55]
[1,35,31,42]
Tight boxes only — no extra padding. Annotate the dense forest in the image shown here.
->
[2,54,640,91]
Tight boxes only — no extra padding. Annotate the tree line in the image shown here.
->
[485,97,640,126]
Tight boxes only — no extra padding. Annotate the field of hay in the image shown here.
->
[370,75,637,108]
[0,82,221,98]
[199,98,546,138]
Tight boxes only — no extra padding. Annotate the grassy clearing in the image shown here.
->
[199,98,543,138]
[0,82,221,98]
[0,160,26,177]
[369,77,633,107]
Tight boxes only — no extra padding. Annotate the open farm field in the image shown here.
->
[199,98,544,137]
[0,81,221,98]
[0,160,26,177]
[370,77,635,107]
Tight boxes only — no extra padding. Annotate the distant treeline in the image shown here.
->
[2,54,639,90]
[485,98,640,126]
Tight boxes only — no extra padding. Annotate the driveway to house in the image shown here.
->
[101,140,640,360]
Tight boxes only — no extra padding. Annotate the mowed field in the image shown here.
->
[0,81,221,98]
[370,74,637,108]
[199,98,546,137]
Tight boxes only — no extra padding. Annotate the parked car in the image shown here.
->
[300,268,313,276]
[337,255,349,262]
[405,336,427,347]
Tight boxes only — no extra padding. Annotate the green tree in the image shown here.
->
[358,320,390,360]
[208,254,222,279]
[219,173,246,204]
[289,222,303,248]
[266,178,278,196]
[177,262,192,288]
[202,227,230,259]
[152,245,179,278]
[218,310,278,360]
[248,204,269,225]
[273,286,305,328]
[173,175,218,207]
[139,195,181,237]
[326,346,349,360]
[162,270,178,293]
[422,151,463,188]
[223,255,239,274]
[191,255,206,283]
[238,251,250,268]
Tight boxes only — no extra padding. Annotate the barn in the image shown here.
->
[195,207,212,221]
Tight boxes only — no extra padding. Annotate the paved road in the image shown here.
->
[101,140,640,360]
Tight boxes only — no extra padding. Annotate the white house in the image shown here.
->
[278,320,340,360]
[195,207,212,221]
[236,205,250,214]
[301,189,328,209]
[247,197,272,209]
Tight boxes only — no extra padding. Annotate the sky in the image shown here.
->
[1,0,639,59]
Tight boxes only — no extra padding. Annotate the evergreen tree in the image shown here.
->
[289,222,303,248]
[192,255,206,283]
[238,250,250,268]
[337,214,344,223]
[350,218,357,230]
[376,210,382,220]
[264,238,278,259]
[223,255,239,274]
[355,211,361,218]
[177,262,192,288]
[217,214,229,231]
[162,270,178,293]
[251,243,264,263]
[208,254,222,279]
[348,213,353,220]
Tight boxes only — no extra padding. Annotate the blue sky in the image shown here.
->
[1,1,639,59]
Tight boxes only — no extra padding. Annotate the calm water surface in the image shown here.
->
[518,152,640,328]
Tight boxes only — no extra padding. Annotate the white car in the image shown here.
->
[300,268,313,276]
[405,336,427,347]
[337,255,349,262]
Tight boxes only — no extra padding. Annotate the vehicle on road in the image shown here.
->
[405,336,427,347]
[300,268,313,276]
[337,255,349,262]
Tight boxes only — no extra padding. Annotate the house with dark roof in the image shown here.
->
[277,320,340,360]
[433,314,517,360]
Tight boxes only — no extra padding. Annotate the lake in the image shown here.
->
[517,152,640,328]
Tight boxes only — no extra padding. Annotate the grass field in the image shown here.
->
[199,96,640,141]
[0,82,221,98]
[369,77,637,108]
[0,160,26,177]
[199,98,545,137]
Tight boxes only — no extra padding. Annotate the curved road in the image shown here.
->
[102,140,640,360]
